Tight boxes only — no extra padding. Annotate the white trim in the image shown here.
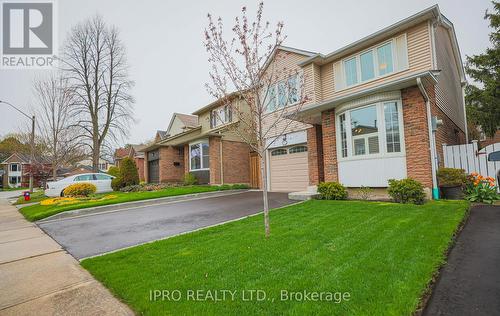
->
[335,98,406,162]
[188,139,209,171]
[336,36,408,92]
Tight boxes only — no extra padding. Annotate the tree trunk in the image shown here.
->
[92,140,100,172]
[260,150,270,238]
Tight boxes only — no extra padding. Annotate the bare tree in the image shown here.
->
[32,74,83,179]
[204,2,308,238]
[61,15,134,172]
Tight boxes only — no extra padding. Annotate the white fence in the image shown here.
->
[442,141,500,189]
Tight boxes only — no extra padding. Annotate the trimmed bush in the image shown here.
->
[183,173,198,185]
[107,166,120,177]
[63,183,96,197]
[317,182,348,200]
[119,157,140,187]
[111,177,124,191]
[437,168,466,187]
[387,178,426,204]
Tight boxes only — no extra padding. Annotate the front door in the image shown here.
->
[148,160,159,183]
[249,152,260,189]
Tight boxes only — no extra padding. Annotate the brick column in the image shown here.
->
[184,144,189,174]
[307,125,324,185]
[144,152,149,183]
[209,137,222,184]
[321,110,339,182]
[401,86,433,188]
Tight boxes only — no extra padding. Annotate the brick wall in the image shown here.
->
[401,86,433,188]
[321,110,339,182]
[158,146,184,182]
[209,137,222,184]
[307,124,324,185]
[221,140,251,184]
[135,157,145,182]
[144,154,149,182]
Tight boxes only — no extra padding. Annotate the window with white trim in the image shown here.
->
[264,74,300,112]
[210,105,232,128]
[289,146,307,154]
[337,100,403,159]
[10,164,20,172]
[270,149,287,156]
[335,35,408,90]
[190,141,209,170]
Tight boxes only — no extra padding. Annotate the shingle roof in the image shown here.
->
[175,113,198,128]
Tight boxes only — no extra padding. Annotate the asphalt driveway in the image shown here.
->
[39,191,294,259]
[424,204,500,316]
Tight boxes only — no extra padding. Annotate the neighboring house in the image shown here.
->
[276,4,466,198]
[143,102,255,186]
[1,153,52,188]
[479,130,500,149]
[114,145,146,181]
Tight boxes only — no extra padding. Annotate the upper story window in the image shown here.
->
[334,34,408,91]
[337,100,403,160]
[190,141,209,170]
[9,164,20,172]
[264,74,300,112]
[210,105,232,128]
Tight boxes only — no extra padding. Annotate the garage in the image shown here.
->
[269,144,309,192]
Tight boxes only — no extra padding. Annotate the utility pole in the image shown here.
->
[0,100,36,193]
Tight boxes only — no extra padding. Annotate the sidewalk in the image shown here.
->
[424,204,500,316]
[0,199,133,315]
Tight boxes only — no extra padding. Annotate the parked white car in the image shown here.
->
[45,173,114,197]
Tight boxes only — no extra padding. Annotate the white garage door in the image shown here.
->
[269,144,309,192]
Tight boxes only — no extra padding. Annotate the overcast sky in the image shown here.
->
[0,0,494,144]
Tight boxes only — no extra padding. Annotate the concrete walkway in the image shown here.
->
[424,204,500,315]
[0,199,133,315]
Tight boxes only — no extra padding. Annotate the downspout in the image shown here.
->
[417,77,439,200]
[220,139,224,185]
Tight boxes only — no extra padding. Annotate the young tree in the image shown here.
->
[204,2,308,237]
[465,1,500,138]
[33,74,83,179]
[61,15,135,172]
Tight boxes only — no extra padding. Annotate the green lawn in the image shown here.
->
[0,186,28,192]
[82,200,468,316]
[20,185,247,222]
[14,190,47,205]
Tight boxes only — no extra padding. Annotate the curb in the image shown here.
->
[37,190,249,223]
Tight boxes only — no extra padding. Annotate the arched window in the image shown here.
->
[289,146,308,154]
[271,149,287,156]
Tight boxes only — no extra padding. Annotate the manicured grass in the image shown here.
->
[14,190,47,205]
[82,200,468,316]
[0,186,28,192]
[20,185,246,222]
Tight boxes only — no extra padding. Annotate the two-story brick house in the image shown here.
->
[259,5,466,198]
[143,96,255,186]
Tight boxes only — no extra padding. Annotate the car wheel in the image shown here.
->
[60,190,64,197]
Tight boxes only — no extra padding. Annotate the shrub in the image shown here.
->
[437,168,466,187]
[111,177,124,191]
[357,186,374,200]
[387,178,426,204]
[183,172,198,185]
[317,182,348,200]
[119,157,140,187]
[107,166,120,177]
[231,184,250,190]
[63,183,96,197]
[464,173,499,204]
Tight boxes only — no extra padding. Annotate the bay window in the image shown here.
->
[190,141,209,170]
[210,105,232,128]
[377,43,393,76]
[337,100,403,159]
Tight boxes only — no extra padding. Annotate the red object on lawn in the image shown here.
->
[23,191,30,201]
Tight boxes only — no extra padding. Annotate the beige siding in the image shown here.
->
[262,50,312,138]
[168,116,186,137]
[318,22,433,102]
[434,25,466,132]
